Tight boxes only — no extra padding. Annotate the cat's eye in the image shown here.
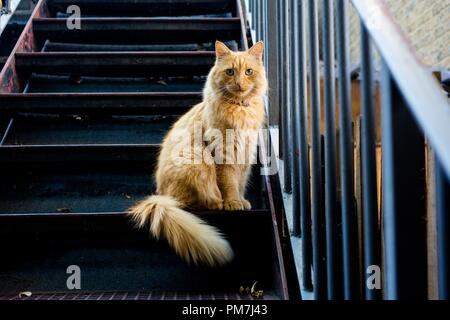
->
[245,69,254,76]
[225,69,235,76]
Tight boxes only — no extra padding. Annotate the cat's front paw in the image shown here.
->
[224,199,245,211]
[207,200,224,211]
[241,199,252,210]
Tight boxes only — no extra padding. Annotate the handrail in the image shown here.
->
[352,0,450,179]
[247,0,449,301]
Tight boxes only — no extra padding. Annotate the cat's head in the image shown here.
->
[211,41,267,99]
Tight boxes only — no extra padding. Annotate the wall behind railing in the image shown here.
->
[349,0,450,68]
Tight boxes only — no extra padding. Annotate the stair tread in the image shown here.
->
[41,40,239,52]
[0,291,281,301]
[46,0,236,17]
[22,74,206,93]
[0,166,268,215]
[32,17,242,45]
[0,208,275,296]
[15,52,216,77]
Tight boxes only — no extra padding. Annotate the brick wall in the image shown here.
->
[349,0,450,69]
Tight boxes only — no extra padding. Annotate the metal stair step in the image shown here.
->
[33,17,242,45]
[0,208,275,297]
[0,92,202,115]
[46,0,236,17]
[15,52,216,76]
[23,74,206,93]
[41,40,239,52]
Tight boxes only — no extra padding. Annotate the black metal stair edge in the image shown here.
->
[15,52,216,76]
[0,290,279,301]
[46,0,237,17]
[0,144,160,164]
[32,17,242,43]
[41,41,239,52]
[33,17,242,25]
[0,209,270,219]
[0,92,202,114]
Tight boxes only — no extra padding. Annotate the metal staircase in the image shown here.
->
[0,0,300,300]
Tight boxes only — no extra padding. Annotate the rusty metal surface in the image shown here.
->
[0,0,48,93]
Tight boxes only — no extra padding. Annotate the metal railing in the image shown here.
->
[246,0,450,300]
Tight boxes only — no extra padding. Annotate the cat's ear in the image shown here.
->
[215,41,232,59]
[248,41,264,60]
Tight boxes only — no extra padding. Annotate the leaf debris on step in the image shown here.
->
[19,291,32,298]
[239,281,264,299]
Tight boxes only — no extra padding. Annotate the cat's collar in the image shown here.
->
[231,99,251,108]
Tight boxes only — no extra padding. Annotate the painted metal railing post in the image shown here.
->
[289,0,300,236]
[336,0,359,300]
[381,60,428,300]
[297,0,313,292]
[258,0,262,42]
[436,161,450,300]
[277,0,283,130]
[255,0,259,35]
[360,24,381,300]
[277,0,288,178]
[281,0,292,193]
[308,0,327,299]
[322,0,341,300]
[263,0,266,44]
[267,0,280,127]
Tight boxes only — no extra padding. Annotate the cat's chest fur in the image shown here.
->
[207,100,265,132]
[203,101,264,164]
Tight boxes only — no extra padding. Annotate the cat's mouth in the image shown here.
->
[227,85,254,97]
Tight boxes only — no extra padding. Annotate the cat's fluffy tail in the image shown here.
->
[128,195,233,267]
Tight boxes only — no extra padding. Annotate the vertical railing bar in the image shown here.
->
[258,0,262,41]
[381,57,398,301]
[381,58,428,300]
[322,0,340,300]
[290,0,301,236]
[264,0,269,50]
[258,0,263,42]
[309,0,327,299]
[282,0,293,193]
[360,23,381,300]
[277,0,285,159]
[267,0,280,128]
[336,0,359,300]
[255,0,260,40]
[436,160,450,300]
[263,0,267,47]
[297,0,313,292]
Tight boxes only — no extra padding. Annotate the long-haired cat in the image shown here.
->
[128,41,267,267]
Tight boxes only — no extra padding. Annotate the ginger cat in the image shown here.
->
[129,41,267,267]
